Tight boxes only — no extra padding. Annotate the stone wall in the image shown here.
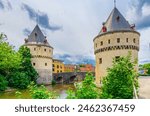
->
[94,31,140,85]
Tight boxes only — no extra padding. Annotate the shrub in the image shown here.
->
[0,75,8,91]
[67,73,99,99]
[8,72,30,89]
[28,82,57,99]
[100,54,138,99]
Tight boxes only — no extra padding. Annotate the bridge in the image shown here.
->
[53,72,95,84]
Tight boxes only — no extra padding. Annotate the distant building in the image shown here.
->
[79,64,95,72]
[24,25,53,84]
[53,59,64,73]
[93,6,140,85]
[64,64,76,72]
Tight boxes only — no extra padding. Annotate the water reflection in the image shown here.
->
[0,84,75,99]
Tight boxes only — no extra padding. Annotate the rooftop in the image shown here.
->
[25,25,52,48]
[99,7,133,35]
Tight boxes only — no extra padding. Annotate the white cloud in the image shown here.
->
[0,0,150,64]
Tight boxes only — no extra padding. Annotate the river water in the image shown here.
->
[0,84,75,99]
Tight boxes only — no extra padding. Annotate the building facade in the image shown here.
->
[24,25,53,85]
[64,64,76,72]
[93,7,140,85]
[79,64,95,72]
[52,59,64,73]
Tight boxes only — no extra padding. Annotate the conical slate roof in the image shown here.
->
[100,7,132,34]
[25,25,52,47]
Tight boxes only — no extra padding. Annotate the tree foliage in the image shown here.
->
[67,73,100,99]
[0,33,38,90]
[28,82,57,99]
[0,33,21,76]
[142,63,150,75]
[18,46,38,82]
[0,75,8,91]
[8,72,30,89]
[100,54,138,99]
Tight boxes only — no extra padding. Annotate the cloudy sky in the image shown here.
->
[0,0,150,65]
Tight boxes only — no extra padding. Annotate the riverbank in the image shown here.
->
[0,84,75,99]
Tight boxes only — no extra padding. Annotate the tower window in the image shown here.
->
[115,56,120,62]
[95,43,97,47]
[133,38,136,43]
[100,41,103,46]
[33,63,36,66]
[117,38,120,43]
[126,38,128,43]
[53,64,55,67]
[34,48,36,51]
[45,63,47,66]
[44,49,46,52]
[108,40,110,44]
[99,58,102,64]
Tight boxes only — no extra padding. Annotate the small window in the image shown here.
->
[99,58,102,64]
[95,43,97,47]
[108,40,110,44]
[34,48,36,51]
[45,63,47,66]
[52,64,55,67]
[115,56,120,62]
[57,70,59,73]
[33,63,36,66]
[117,38,120,43]
[133,38,136,43]
[100,41,103,46]
[126,38,128,43]
[57,65,59,68]
[60,70,62,73]
[44,49,46,52]
[53,68,55,71]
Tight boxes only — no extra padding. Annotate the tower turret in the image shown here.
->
[93,7,140,85]
[24,25,53,84]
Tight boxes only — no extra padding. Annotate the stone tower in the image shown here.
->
[24,25,53,85]
[93,7,140,85]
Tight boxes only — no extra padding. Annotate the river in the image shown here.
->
[0,84,75,99]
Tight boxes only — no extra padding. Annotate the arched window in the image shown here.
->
[126,38,128,43]
[45,63,47,66]
[133,38,136,43]
[100,41,103,46]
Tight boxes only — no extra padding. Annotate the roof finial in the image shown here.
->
[114,0,116,8]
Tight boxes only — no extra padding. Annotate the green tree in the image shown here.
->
[143,63,150,75]
[0,33,21,76]
[18,46,38,82]
[100,54,138,99]
[0,75,8,91]
[67,73,99,99]
[8,72,30,89]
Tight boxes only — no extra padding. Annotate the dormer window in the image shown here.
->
[35,33,37,36]
[102,22,107,32]
[116,16,120,22]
